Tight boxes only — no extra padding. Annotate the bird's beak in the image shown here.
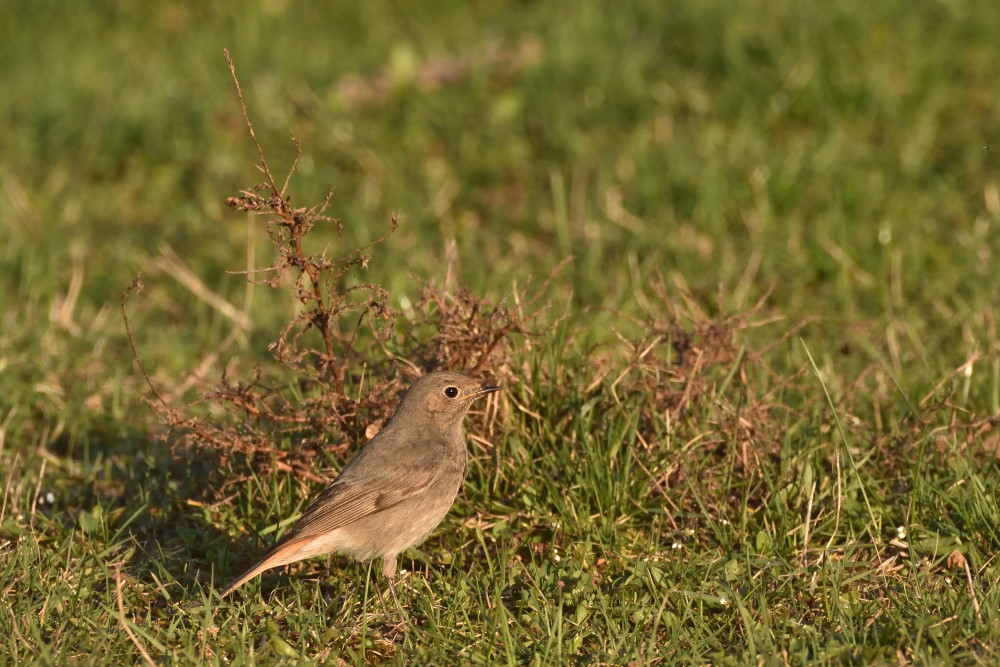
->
[467,384,502,400]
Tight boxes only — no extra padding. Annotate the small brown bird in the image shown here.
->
[219,371,501,600]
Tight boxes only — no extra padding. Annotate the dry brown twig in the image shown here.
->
[114,563,156,667]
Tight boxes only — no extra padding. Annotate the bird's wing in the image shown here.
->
[284,462,440,540]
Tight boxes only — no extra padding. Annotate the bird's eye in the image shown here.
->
[444,386,459,398]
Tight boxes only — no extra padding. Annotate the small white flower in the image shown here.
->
[671,542,682,550]
[46,492,55,504]
[896,526,906,539]
[719,597,728,606]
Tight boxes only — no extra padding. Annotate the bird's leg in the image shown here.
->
[379,555,409,628]
[370,571,393,622]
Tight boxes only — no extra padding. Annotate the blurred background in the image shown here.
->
[3,0,999,436]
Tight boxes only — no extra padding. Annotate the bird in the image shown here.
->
[219,371,501,606]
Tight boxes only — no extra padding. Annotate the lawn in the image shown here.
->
[2,0,1000,664]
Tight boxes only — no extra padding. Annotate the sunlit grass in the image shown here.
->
[2,0,1000,663]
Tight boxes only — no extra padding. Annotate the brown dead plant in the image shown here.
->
[121,52,556,493]
[606,273,812,515]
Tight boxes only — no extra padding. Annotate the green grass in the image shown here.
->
[3,0,1000,663]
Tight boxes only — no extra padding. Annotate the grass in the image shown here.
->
[3,0,1000,663]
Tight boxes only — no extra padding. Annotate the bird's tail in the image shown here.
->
[219,561,271,599]
[219,536,309,598]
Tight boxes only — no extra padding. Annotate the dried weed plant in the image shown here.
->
[604,273,813,517]
[121,52,555,493]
